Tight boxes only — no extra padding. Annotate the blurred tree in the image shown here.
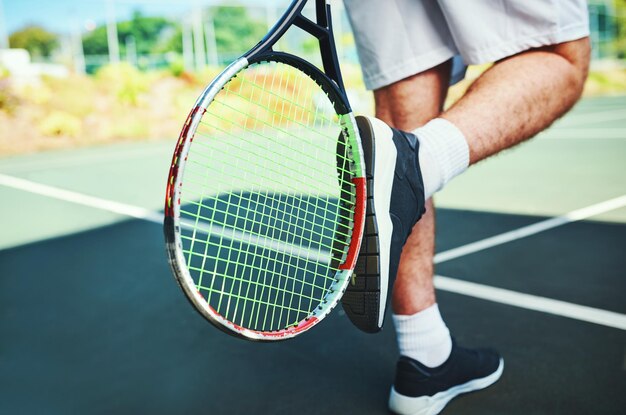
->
[213,6,266,57]
[134,7,266,62]
[117,11,170,55]
[614,0,626,58]
[81,6,266,64]
[9,25,58,58]
[152,24,182,54]
[301,37,318,55]
[82,26,109,55]
[83,11,173,55]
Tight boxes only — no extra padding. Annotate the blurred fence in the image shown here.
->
[5,0,626,75]
[79,1,353,74]
[589,1,625,60]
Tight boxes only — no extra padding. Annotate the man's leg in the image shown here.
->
[378,38,590,415]
[445,39,591,165]
[373,62,451,318]
[372,63,458,372]
[393,38,591,314]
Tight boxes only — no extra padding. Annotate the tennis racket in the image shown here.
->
[164,0,365,341]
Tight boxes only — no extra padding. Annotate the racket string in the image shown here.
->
[202,105,354,173]
[180,61,357,332]
[180,187,353,252]
[184,125,356,252]
[188,130,355,210]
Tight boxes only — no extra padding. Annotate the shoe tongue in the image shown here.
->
[391,129,414,179]
[400,130,418,150]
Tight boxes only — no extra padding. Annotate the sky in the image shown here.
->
[2,0,289,35]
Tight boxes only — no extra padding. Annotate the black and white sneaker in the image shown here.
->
[341,116,426,333]
[389,341,504,415]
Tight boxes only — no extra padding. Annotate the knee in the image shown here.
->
[552,37,591,92]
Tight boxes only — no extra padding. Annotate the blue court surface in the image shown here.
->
[1,96,625,414]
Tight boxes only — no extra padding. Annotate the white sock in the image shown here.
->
[393,304,453,368]
[412,118,470,199]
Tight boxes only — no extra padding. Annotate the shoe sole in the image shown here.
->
[341,116,396,332]
[388,358,504,415]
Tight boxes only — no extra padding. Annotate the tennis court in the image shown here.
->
[1,95,625,414]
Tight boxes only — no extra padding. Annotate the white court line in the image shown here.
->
[1,173,624,329]
[435,275,626,330]
[0,174,330,263]
[435,195,626,264]
[0,173,164,223]
[179,218,331,263]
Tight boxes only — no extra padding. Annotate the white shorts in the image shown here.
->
[343,0,590,90]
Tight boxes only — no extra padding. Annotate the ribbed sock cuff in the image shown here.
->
[393,304,453,368]
[413,118,469,199]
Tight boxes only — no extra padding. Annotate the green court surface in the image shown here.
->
[0,96,625,414]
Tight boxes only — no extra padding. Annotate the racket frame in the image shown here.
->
[164,0,366,341]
